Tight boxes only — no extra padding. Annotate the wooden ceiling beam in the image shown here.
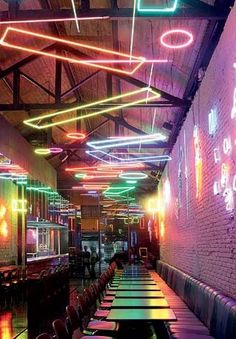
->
[0,7,227,21]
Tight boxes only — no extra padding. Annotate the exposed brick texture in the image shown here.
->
[159,4,236,299]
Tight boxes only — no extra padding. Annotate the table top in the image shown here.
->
[111,298,169,308]
[115,285,160,291]
[118,281,157,285]
[115,278,154,281]
[106,308,176,321]
[115,291,164,298]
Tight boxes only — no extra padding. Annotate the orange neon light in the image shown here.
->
[0,204,8,238]
[0,220,8,238]
[0,27,145,75]
[160,221,165,238]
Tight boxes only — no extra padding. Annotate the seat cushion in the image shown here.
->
[169,325,210,335]
[87,320,119,332]
[103,296,115,302]
[105,290,116,296]
[171,334,214,339]
[100,302,112,308]
[94,310,109,318]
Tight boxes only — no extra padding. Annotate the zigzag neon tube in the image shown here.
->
[137,0,178,12]
[0,27,145,75]
[86,150,171,164]
[87,133,167,149]
[24,87,161,129]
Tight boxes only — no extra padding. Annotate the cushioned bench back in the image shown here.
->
[210,294,236,339]
[157,260,236,339]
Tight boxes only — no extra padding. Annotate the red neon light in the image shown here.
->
[160,29,193,49]
[0,27,145,75]
[67,132,86,140]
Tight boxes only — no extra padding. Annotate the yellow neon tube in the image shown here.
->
[24,87,161,129]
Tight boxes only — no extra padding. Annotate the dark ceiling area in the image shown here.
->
[0,0,234,201]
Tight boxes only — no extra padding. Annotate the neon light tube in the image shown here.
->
[160,29,193,49]
[119,172,147,180]
[208,108,218,135]
[137,0,178,12]
[223,137,232,155]
[86,149,171,164]
[231,88,236,119]
[71,0,80,33]
[0,27,145,75]
[34,148,51,155]
[87,133,167,149]
[130,0,137,60]
[104,186,135,195]
[67,132,86,140]
[126,180,137,184]
[24,87,161,129]
[49,147,63,154]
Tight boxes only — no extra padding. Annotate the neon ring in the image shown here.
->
[34,148,51,155]
[49,147,63,154]
[67,132,86,140]
[119,172,148,180]
[160,29,193,49]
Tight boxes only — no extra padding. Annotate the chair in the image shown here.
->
[52,319,70,339]
[66,304,119,336]
[36,334,52,339]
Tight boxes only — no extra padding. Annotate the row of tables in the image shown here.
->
[106,265,177,322]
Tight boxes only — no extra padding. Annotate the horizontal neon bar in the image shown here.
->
[86,149,172,164]
[87,133,167,149]
[137,0,178,12]
[24,87,161,129]
[65,163,144,172]
[0,27,145,75]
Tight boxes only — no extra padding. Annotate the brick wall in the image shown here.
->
[159,4,236,299]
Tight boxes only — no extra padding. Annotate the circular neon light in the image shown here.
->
[119,172,148,180]
[160,29,193,49]
[49,147,63,154]
[34,148,51,155]
[67,132,86,140]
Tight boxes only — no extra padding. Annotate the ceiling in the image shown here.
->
[0,0,234,206]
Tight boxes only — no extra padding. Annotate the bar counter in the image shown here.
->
[27,253,68,275]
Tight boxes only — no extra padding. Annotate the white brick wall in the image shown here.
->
[159,4,236,299]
